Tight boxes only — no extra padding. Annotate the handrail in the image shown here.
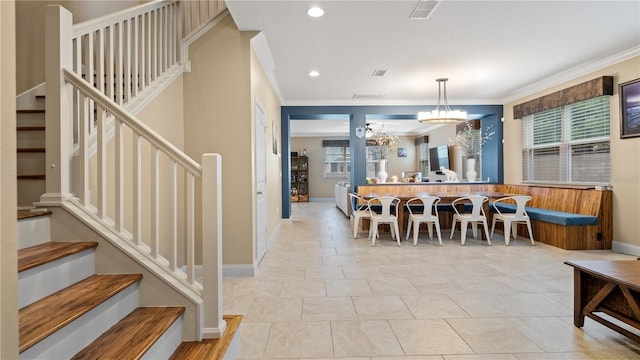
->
[63,68,201,176]
[73,0,178,37]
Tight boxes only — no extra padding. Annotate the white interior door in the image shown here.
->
[255,103,268,262]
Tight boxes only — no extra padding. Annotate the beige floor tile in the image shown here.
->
[409,277,465,294]
[303,297,358,321]
[244,297,302,322]
[507,317,607,353]
[446,318,543,353]
[305,265,346,279]
[264,321,334,358]
[444,355,517,360]
[352,296,414,320]
[332,320,405,357]
[389,319,474,355]
[448,292,570,317]
[225,202,640,359]
[367,278,421,296]
[374,357,444,360]
[236,323,271,359]
[231,279,283,298]
[326,279,374,296]
[401,295,469,319]
[280,279,327,297]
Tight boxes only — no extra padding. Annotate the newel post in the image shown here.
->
[41,5,74,204]
[201,153,226,339]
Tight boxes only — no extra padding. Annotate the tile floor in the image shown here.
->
[224,201,640,359]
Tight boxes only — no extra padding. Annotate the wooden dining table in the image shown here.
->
[357,191,512,240]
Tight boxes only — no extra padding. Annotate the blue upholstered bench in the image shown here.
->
[492,203,597,226]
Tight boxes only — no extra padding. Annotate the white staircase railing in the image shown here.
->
[43,1,226,340]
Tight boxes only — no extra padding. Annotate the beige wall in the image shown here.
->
[290,137,337,198]
[1,0,19,357]
[250,47,283,238]
[183,15,258,266]
[16,0,139,93]
[503,56,640,254]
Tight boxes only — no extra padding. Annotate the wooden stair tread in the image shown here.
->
[72,306,185,360]
[17,126,46,131]
[17,147,45,153]
[169,315,243,360]
[17,174,46,180]
[19,274,143,353]
[18,241,98,273]
[17,209,51,221]
[17,109,45,113]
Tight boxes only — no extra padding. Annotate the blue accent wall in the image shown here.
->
[281,105,503,218]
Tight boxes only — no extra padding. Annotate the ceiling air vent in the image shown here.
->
[410,0,439,20]
[371,69,387,77]
[352,93,386,100]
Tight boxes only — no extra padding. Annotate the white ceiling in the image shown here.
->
[225,0,640,136]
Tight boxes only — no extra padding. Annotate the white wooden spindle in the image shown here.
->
[140,13,146,90]
[150,147,160,259]
[115,119,124,232]
[171,161,178,271]
[154,9,159,79]
[85,34,95,130]
[160,6,165,73]
[132,15,139,97]
[147,11,152,82]
[96,106,107,219]
[186,172,195,284]
[79,92,89,206]
[124,18,132,103]
[133,133,142,246]
[96,28,105,93]
[106,25,115,102]
[116,21,123,105]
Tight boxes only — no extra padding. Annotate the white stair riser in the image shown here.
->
[17,216,51,249]
[16,113,45,127]
[18,249,95,308]
[141,314,183,360]
[223,328,241,360]
[17,152,46,175]
[17,131,45,149]
[20,283,140,360]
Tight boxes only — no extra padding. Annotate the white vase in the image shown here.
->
[378,159,388,183]
[466,157,477,182]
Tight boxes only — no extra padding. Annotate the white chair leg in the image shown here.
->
[393,221,401,246]
[460,220,468,245]
[435,222,443,246]
[427,223,433,239]
[511,222,518,239]
[353,216,359,239]
[471,222,478,239]
[450,217,457,240]
[406,218,412,241]
[370,220,377,246]
[413,221,420,246]
[482,220,491,246]
[504,221,511,245]
[526,220,535,245]
[490,217,497,239]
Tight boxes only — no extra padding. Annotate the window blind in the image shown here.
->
[522,96,610,184]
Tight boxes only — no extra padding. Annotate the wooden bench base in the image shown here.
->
[526,221,607,250]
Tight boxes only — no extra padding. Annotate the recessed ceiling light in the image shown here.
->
[307,7,324,17]
[309,70,320,77]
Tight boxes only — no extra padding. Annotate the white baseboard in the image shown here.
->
[223,264,255,277]
[612,241,640,257]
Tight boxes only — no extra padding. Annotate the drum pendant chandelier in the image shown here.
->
[418,78,467,124]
